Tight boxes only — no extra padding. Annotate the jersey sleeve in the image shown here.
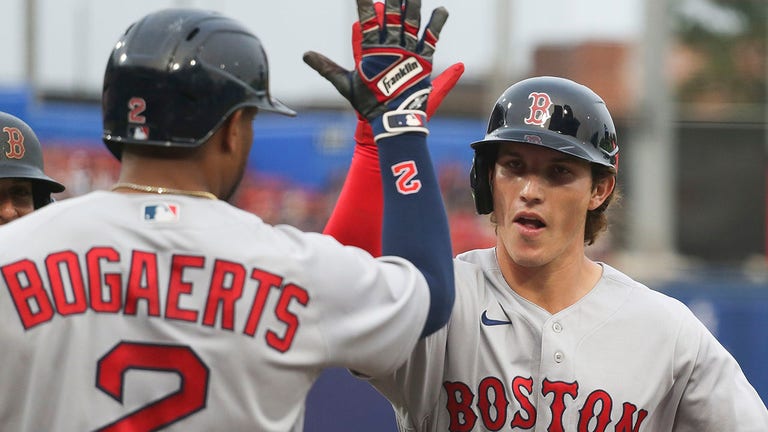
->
[672,308,768,430]
[323,121,383,256]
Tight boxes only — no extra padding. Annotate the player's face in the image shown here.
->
[491,142,611,269]
[0,178,35,225]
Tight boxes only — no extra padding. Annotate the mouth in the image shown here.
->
[514,214,546,230]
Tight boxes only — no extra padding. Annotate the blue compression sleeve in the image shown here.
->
[376,131,455,337]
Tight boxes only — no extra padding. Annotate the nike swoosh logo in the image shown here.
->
[481,310,513,326]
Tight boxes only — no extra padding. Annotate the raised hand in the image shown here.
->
[304,0,449,139]
[350,1,464,145]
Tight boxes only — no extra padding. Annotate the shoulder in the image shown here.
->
[601,263,690,310]
[0,191,98,234]
[454,248,497,279]
[452,248,500,295]
[455,247,495,266]
[598,263,704,332]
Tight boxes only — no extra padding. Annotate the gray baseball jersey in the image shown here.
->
[0,191,430,431]
[368,247,768,431]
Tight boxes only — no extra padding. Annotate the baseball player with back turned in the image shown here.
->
[0,3,455,431]
[0,112,65,224]
[317,7,768,427]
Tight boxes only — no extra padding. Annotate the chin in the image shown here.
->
[502,243,552,268]
[511,254,551,269]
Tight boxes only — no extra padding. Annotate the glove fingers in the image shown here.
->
[418,7,448,58]
[352,21,363,63]
[384,0,402,45]
[303,51,353,99]
[356,0,380,45]
[352,2,385,63]
[402,0,421,52]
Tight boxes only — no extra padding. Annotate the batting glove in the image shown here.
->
[349,1,464,146]
[304,0,448,140]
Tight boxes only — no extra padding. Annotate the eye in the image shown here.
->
[11,186,32,197]
[499,157,523,171]
[9,186,34,206]
[548,164,577,183]
[510,159,524,169]
[552,165,571,176]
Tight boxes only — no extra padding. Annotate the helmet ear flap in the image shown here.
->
[31,183,53,209]
[470,146,496,215]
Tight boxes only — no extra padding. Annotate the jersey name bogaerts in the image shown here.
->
[0,191,430,431]
[369,248,768,432]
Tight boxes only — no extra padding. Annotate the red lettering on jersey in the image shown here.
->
[443,381,477,431]
[578,390,613,432]
[542,379,578,432]
[3,126,25,159]
[87,247,122,313]
[267,283,309,353]
[4,249,310,354]
[511,376,536,428]
[524,92,553,126]
[615,402,648,432]
[477,377,508,430]
[125,251,161,316]
[45,251,87,316]
[166,255,205,323]
[243,268,283,337]
[1,259,54,329]
[203,259,245,330]
[441,376,648,431]
[391,160,422,195]
[96,342,208,431]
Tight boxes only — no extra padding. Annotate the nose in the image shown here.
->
[519,176,543,204]
[0,198,19,224]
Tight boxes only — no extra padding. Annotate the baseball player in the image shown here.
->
[0,3,455,431]
[325,75,768,430]
[0,111,65,224]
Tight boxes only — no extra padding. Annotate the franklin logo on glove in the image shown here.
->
[378,57,423,96]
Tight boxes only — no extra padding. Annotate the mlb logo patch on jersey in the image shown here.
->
[142,202,180,223]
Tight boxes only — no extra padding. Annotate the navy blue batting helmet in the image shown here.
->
[470,76,619,214]
[102,8,296,159]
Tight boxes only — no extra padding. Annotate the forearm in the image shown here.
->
[323,122,383,256]
[377,130,454,337]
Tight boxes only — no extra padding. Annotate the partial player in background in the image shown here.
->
[0,111,65,224]
[0,3,453,431]
[325,74,768,429]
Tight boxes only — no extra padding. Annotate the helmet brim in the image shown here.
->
[0,164,65,193]
[471,127,615,169]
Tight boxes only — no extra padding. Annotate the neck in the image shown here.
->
[496,249,602,314]
[116,148,222,199]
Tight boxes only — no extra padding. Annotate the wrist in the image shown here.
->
[372,110,428,142]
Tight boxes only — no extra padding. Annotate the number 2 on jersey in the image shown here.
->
[95,342,209,431]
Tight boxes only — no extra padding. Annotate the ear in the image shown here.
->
[588,175,616,211]
[219,109,245,154]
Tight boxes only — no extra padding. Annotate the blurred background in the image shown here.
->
[1,0,766,429]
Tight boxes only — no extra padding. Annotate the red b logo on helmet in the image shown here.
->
[524,92,552,127]
[3,127,25,159]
